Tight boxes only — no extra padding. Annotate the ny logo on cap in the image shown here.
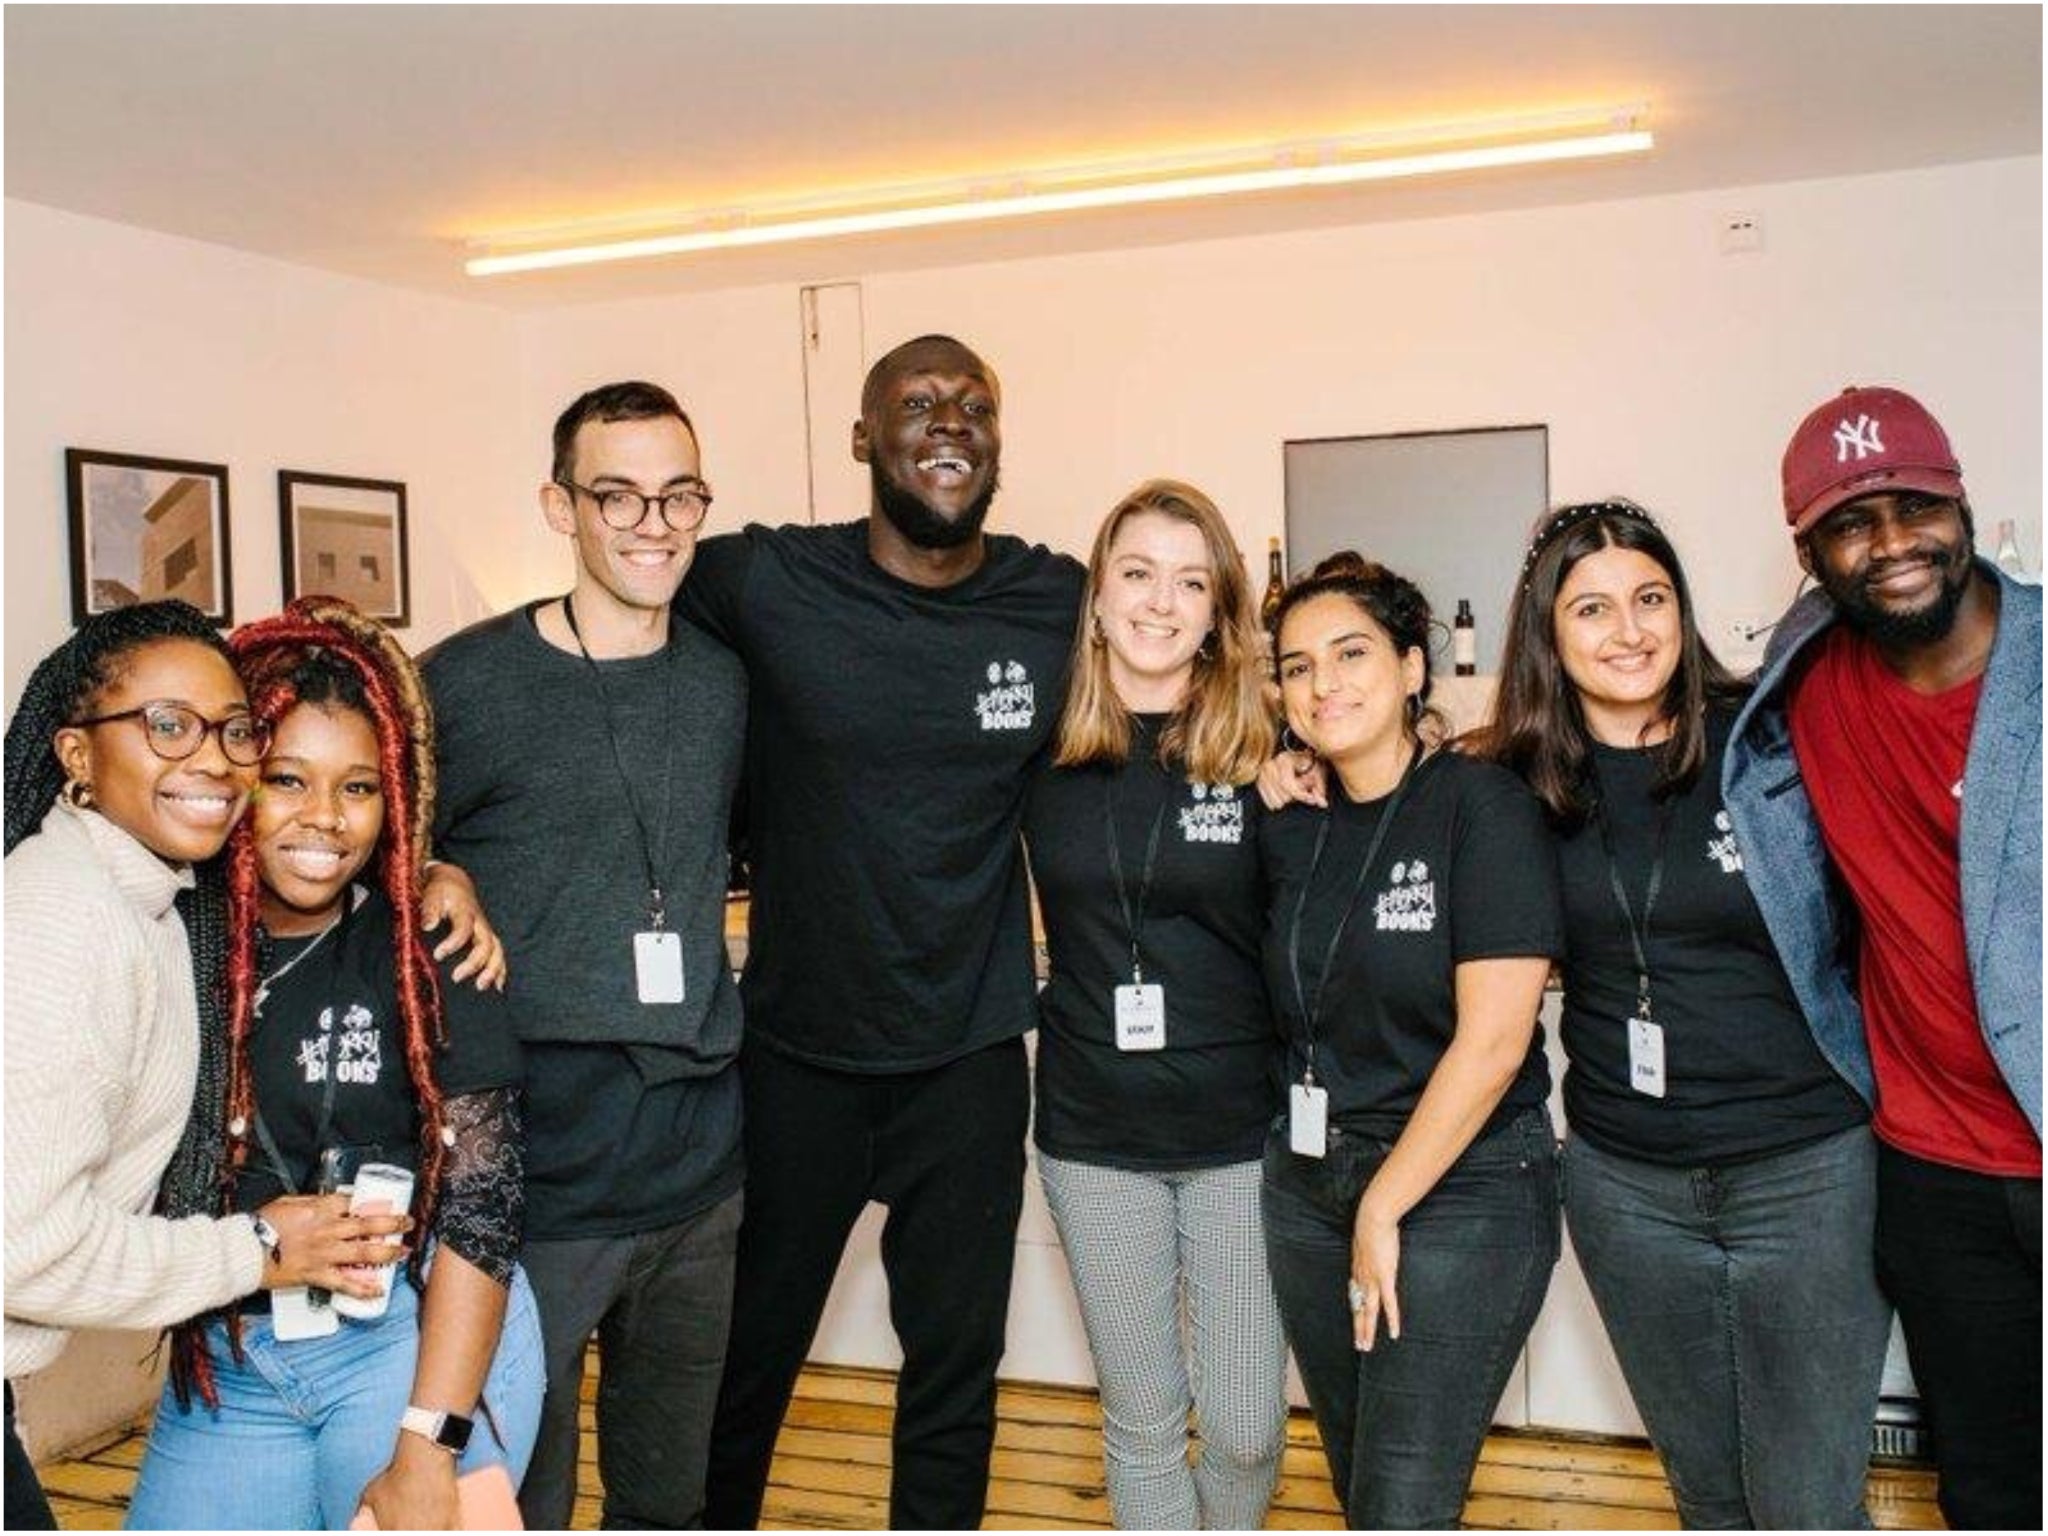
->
[1834,413,1885,462]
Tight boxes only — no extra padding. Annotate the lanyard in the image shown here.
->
[1285,746,1420,1083]
[1103,769,1173,985]
[1593,792,1673,1021]
[562,594,680,929]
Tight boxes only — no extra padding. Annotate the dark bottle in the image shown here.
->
[1261,538,1285,634]
[1454,598,1477,676]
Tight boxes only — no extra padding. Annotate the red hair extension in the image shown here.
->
[223,601,450,1280]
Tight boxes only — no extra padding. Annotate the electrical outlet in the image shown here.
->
[1719,212,1764,255]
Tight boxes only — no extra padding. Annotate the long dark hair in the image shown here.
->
[1480,501,1746,827]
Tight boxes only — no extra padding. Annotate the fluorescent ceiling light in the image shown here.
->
[467,106,1652,277]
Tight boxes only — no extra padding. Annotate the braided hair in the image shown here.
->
[159,597,451,1408]
[3,600,230,855]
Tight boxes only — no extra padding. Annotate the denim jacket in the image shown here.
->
[1724,561,2042,1138]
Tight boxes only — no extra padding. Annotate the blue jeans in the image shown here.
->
[1262,1107,1560,1529]
[126,1265,545,1530]
[1563,1126,1891,1529]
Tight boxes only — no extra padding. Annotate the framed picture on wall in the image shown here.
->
[65,448,234,626]
[278,470,411,628]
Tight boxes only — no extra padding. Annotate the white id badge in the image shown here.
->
[271,1285,339,1341]
[634,931,686,1005]
[1628,1016,1667,1099]
[1113,983,1166,1051]
[1289,1081,1329,1158]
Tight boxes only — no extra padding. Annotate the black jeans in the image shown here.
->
[1875,1143,2042,1531]
[705,1037,1029,1531]
[517,1188,744,1530]
[1262,1106,1560,1530]
[5,1384,56,1531]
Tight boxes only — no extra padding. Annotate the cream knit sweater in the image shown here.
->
[4,801,263,1381]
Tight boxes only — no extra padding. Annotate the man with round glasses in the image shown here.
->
[421,380,748,1529]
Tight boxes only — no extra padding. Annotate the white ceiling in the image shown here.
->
[5,5,2039,309]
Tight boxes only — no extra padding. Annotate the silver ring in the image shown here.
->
[1346,1280,1367,1313]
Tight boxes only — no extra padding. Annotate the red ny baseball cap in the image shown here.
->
[1780,385,1965,536]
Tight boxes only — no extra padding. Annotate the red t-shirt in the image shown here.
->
[1790,626,2040,1176]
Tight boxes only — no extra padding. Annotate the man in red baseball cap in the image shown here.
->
[1727,385,2041,1529]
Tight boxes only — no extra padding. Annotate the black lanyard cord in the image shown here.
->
[1285,745,1422,1082]
[562,594,681,927]
[1593,792,1674,1021]
[1103,768,1174,985]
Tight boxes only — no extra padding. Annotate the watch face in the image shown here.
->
[439,1414,474,1452]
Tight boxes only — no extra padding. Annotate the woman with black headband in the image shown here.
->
[1481,501,1889,1528]
[1260,553,1562,1529]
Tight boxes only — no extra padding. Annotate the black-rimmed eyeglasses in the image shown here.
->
[68,701,271,766]
[557,477,714,533]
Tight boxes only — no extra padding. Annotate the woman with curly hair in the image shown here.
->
[4,602,408,1531]
[127,598,543,1531]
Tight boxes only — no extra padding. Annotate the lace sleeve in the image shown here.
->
[433,1087,524,1286]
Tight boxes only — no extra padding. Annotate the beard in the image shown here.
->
[871,458,999,551]
[1818,539,1975,646]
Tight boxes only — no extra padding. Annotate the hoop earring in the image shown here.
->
[1280,724,1311,755]
[61,777,94,810]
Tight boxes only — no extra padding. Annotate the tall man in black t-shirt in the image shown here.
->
[686,337,1084,1529]
[421,382,748,1529]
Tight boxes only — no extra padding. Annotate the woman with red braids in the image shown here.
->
[127,599,543,1532]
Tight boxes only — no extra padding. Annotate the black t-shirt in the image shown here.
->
[1024,715,1280,1170]
[678,521,1085,1072]
[1556,709,1866,1164]
[235,887,522,1213]
[1260,751,1562,1137]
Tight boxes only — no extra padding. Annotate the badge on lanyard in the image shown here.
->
[1113,982,1166,1051]
[635,930,686,1005]
[1289,1079,1330,1158]
[1627,1015,1666,1098]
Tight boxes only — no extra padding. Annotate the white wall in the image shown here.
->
[4,200,538,710]
[514,155,2043,672]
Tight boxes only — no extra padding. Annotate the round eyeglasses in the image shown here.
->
[68,701,271,766]
[557,478,714,533]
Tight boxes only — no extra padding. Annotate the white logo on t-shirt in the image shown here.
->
[1179,782,1244,844]
[1706,809,1744,874]
[1374,859,1437,933]
[296,1002,382,1086]
[975,660,1036,731]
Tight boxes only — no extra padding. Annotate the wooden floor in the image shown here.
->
[41,1359,1943,1531]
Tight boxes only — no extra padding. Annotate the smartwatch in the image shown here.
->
[249,1213,283,1267]
[400,1405,475,1454]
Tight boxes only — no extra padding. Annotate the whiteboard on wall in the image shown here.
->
[1283,426,1549,679]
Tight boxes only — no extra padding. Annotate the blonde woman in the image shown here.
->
[1022,481,1286,1529]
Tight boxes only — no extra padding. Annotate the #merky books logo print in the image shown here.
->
[976,660,1036,731]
